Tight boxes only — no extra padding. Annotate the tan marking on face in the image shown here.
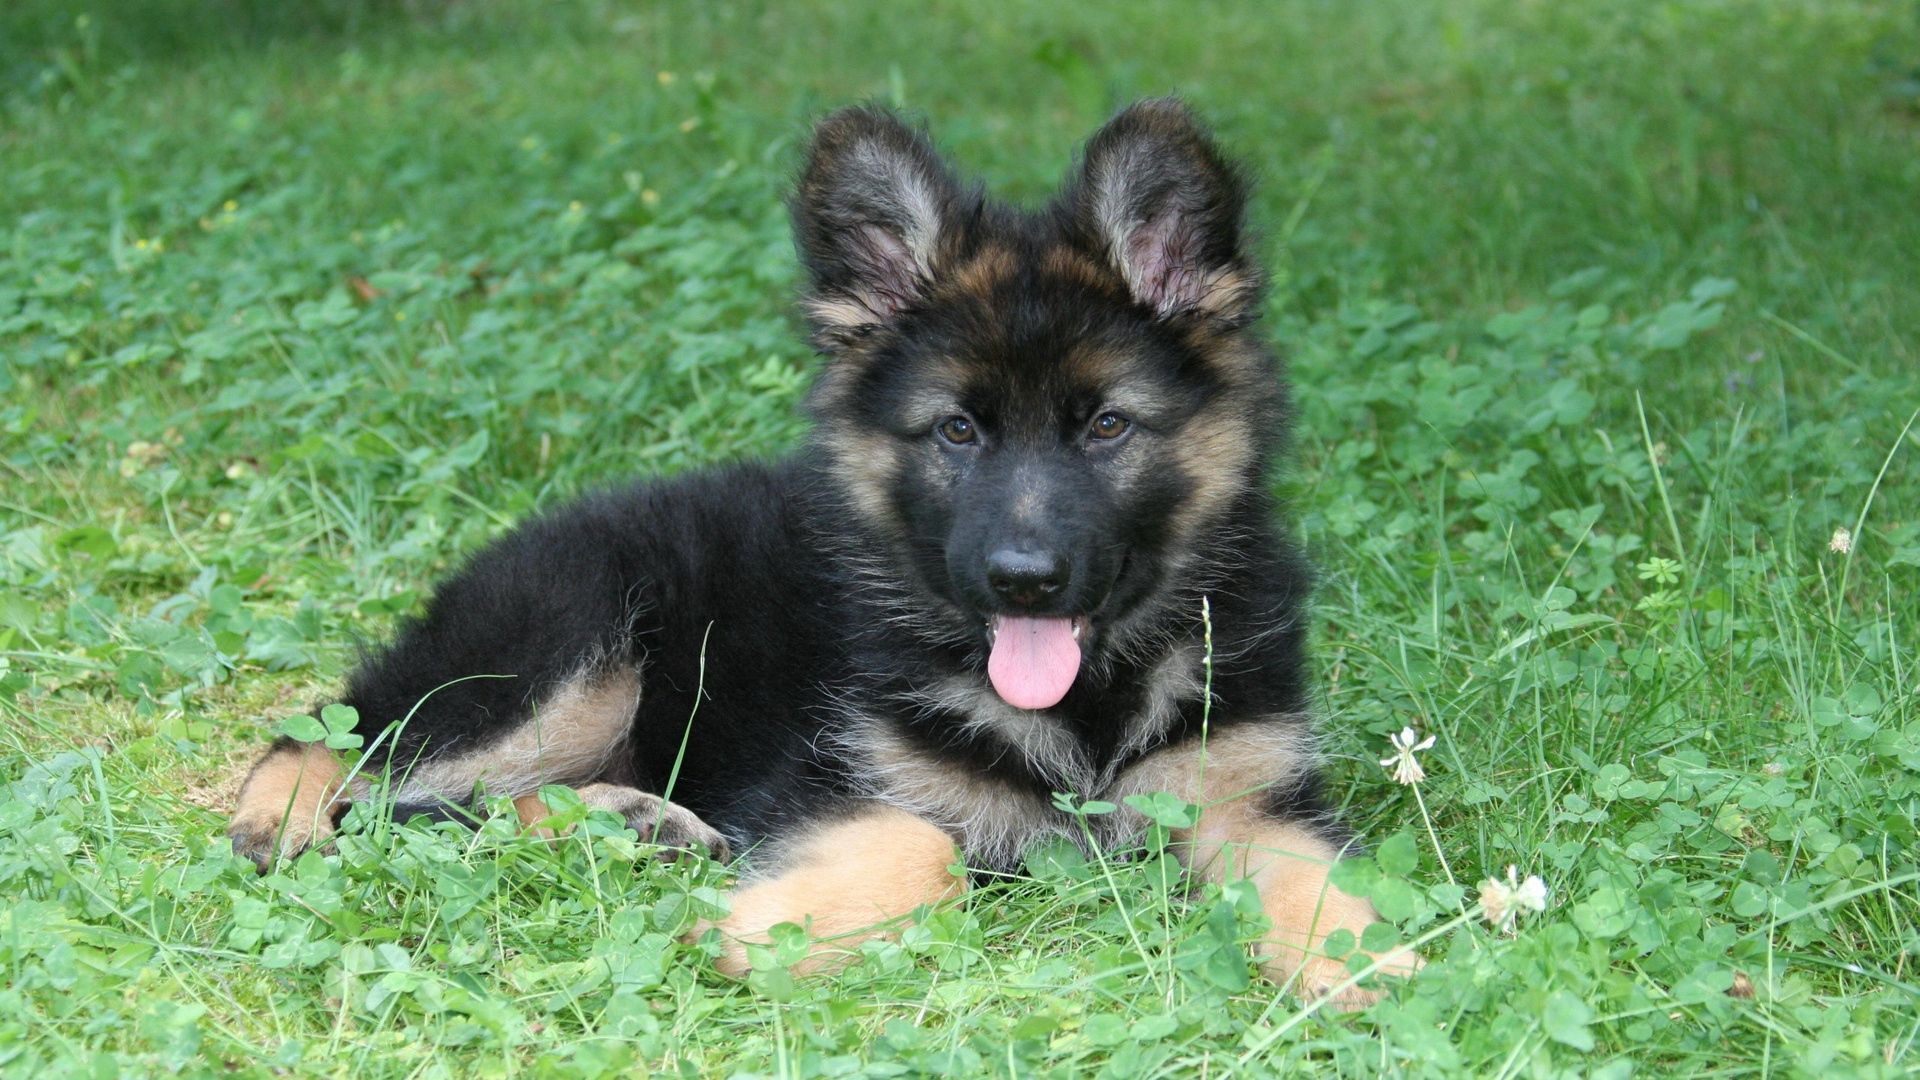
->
[228,741,360,867]
[1043,245,1114,290]
[893,369,970,431]
[1170,412,1255,533]
[804,355,884,417]
[1186,329,1270,380]
[695,805,967,976]
[1054,345,1167,420]
[818,424,903,532]
[1060,339,1121,384]
[1113,725,1418,1007]
[1011,485,1046,525]
[393,666,640,802]
[804,294,885,332]
[950,245,1016,299]
[1189,266,1257,318]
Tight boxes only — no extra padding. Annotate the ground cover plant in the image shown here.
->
[3,1,1918,1075]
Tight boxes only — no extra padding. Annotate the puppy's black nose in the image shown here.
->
[987,548,1066,608]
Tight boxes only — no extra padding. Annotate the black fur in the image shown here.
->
[234,99,1340,874]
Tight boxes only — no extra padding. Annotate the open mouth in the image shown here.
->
[984,614,1088,711]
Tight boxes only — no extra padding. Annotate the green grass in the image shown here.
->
[4,0,1919,1075]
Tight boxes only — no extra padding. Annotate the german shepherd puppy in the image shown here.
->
[228,99,1411,1004]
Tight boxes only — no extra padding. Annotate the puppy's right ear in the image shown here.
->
[792,107,969,350]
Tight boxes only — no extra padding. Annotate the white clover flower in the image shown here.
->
[1380,726,1437,786]
[1479,865,1549,934]
[1828,526,1852,554]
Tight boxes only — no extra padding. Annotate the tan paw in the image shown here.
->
[226,742,350,873]
[227,808,338,873]
[1268,941,1422,1010]
[515,784,732,862]
[689,806,967,978]
[698,868,921,972]
[633,800,731,862]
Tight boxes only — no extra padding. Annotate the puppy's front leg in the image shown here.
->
[1117,725,1418,1007]
[1179,810,1415,1008]
[228,739,356,870]
[697,805,968,976]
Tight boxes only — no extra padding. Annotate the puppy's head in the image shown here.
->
[795,100,1279,708]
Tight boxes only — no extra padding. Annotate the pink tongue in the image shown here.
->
[987,616,1082,710]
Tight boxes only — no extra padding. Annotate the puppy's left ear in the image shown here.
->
[1059,98,1259,322]
[792,107,971,350]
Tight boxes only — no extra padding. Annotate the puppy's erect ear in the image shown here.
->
[793,107,970,349]
[1059,98,1259,321]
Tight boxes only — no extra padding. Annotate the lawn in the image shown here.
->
[3,0,1918,1075]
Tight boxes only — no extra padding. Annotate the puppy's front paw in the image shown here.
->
[1267,939,1422,1010]
[227,811,335,873]
[226,742,349,873]
[516,784,732,863]
[688,807,968,978]
[631,799,731,863]
[692,877,816,978]
[1249,840,1421,1007]
[693,863,936,977]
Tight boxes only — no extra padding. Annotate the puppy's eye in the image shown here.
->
[1089,412,1131,441]
[936,416,978,445]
